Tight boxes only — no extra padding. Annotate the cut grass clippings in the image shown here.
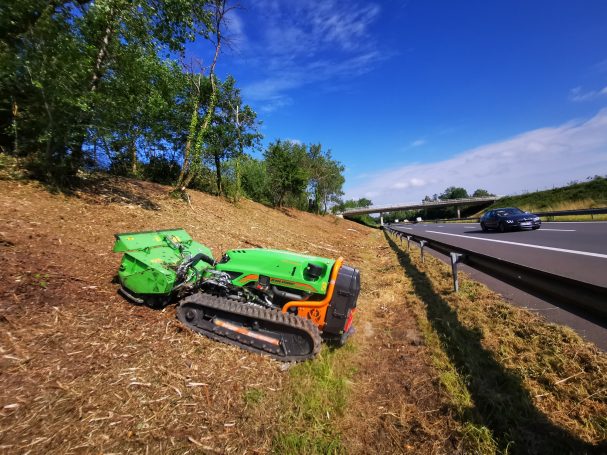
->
[384,230,607,454]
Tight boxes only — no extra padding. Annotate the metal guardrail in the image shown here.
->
[534,207,607,217]
[383,226,607,319]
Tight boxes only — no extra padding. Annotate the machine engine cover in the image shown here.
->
[323,264,360,338]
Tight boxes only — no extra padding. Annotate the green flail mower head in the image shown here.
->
[113,229,215,306]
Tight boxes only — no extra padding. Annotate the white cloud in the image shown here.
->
[410,139,426,147]
[345,109,607,205]
[569,85,607,102]
[238,0,385,110]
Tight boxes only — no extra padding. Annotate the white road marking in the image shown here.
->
[540,228,576,232]
[544,221,607,224]
[425,230,607,259]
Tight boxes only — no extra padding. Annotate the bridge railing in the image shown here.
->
[341,196,497,216]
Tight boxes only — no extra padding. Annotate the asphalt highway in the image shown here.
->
[389,221,607,349]
[391,221,607,287]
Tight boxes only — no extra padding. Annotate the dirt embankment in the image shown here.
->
[0,177,455,454]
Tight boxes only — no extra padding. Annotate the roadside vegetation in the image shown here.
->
[0,0,348,215]
[1,174,606,453]
[379,177,607,223]
[385,230,607,453]
[487,176,607,212]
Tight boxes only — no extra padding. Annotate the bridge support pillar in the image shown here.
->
[457,208,461,219]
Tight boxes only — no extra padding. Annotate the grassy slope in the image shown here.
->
[489,177,607,212]
[0,175,458,454]
[1,173,605,454]
[384,230,607,453]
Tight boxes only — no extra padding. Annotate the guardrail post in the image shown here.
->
[450,253,464,292]
[419,240,427,262]
[407,236,412,251]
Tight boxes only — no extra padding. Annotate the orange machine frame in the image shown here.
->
[281,257,344,328]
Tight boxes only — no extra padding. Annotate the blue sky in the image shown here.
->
[191,0,607,205]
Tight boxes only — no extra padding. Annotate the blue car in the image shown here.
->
[480,207,541,232]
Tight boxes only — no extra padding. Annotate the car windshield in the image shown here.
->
[496,208,524,216]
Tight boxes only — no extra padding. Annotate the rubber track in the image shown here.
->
[176,293,322,362]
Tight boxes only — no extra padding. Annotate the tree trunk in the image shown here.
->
[176,0,226,193]
[214,152,222,195]
[11,99,18,155]
[71,5,116,173]
[175,102,199,189]
[130,139,137,175]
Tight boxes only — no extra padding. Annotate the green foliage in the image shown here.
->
[0,1,348,213]
[264,140,310,207]
[307,144,345,214]
[331,197,376,226]
[331,197,372,213]
[204,76,262,195]
[440,186,469,200]
[32,273,50,288]
[272,433,344,455]
[382,209,416,223]
[141,156,182,185]
[0,0,212,184]
[418,186,495,220]
[240,157,271,205]
[472,188,494,198]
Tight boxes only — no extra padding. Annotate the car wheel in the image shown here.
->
[481,222,488,232]
[498,222,507,233]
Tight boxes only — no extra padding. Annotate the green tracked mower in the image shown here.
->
[113,228,360,361]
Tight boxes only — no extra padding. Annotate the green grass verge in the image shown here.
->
[489,176,607,211]
[271,343,357,455]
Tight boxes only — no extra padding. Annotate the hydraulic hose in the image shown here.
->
[176,253,216,284]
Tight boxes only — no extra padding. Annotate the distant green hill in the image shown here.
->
[489,176,607,212]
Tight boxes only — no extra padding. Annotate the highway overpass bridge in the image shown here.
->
[341,196,498,224]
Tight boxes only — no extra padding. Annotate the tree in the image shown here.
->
[240,157,270,204]
[330,197,373,214]
[91,52,190,177]
[440,186,469,200]
[264,140,309,207]
[0,0,213,183]
[472,188,494,197]
[175,0,236,195]
[306,144,345,214]
[204,76,261,195]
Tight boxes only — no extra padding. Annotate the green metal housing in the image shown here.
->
[113,229,214,295]
[216,249,335,295]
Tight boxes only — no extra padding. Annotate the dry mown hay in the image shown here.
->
[0,177,456,454]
